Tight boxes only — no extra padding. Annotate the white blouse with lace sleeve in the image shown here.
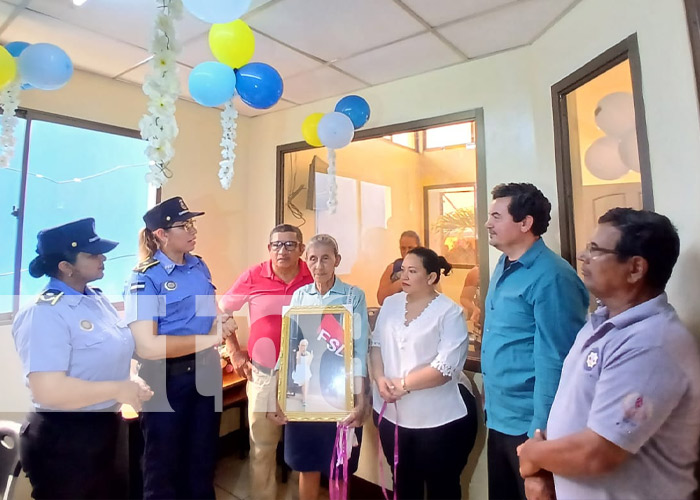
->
[371,292,470,429]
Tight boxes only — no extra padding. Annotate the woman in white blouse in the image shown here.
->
[370,246,477,499]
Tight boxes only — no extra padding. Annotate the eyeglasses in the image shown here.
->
[581,242,618,259]
[269,240,300,252]
[169,219,196,232]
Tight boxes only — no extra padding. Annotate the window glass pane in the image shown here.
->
[0,118,27,313]
[425,123,474,149]
[19,120,152,306]
[565,59,642,277]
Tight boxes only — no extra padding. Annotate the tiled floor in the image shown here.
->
[214,454,330,500]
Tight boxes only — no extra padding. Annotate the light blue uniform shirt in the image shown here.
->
[289,278,369,377]
[547,294,700,500]
[482,238,588,436]
[12,278,135,411]
[124,250,216,336]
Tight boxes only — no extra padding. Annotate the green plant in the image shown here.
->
[431,207,476,235]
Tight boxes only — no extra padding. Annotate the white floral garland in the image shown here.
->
[327,148,337,213]
[0,79,20,169]
[138,0,182,187]
[218,100,237,190]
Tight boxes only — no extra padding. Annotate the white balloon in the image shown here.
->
[585,136,630,180]
[594,92,636,138]
[619,129,640,172]
[183,0,251,24]
[317,112,355,150]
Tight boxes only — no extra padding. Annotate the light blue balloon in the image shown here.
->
[188,61,237,107]
[317,112,355,150]
[183,0,251,23]
[335,95,370,129]
[18,43,73,90]
[5,41,30,58]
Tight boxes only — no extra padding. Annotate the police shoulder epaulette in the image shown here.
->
[36,289,64,306]
[133,257,159,273]
[89,286,103,294]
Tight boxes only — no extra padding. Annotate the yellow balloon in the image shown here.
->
[0,47,17,89]
[302,113,324,147]
[209,20,255,69]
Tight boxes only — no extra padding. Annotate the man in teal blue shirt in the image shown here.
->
[481,183,588,500]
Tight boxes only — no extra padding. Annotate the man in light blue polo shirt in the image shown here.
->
[518,208,700,500]
[482,183,589,500]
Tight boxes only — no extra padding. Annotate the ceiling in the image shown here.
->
[0,0,581,117]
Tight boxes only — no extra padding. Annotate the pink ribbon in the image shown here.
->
[377,401,399,500]
[330,424,350,500]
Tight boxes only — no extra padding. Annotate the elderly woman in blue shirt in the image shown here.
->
[269,233,369,500]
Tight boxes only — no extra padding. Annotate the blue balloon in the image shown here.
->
[235,63,283,110]
[189,61,237,107]
[5,41,30,58]
[18,43,73,90]
[335,95,370,129]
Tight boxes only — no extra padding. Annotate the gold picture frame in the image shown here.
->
[278,305,354,422]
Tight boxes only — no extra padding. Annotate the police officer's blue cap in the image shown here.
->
[143,196,205,231]
[35,218,119,256]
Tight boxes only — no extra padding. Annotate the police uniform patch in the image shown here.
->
[619,392,652,428]
[80,320,94,331]
[36,290,64,306]
[133,257,159,273]
[130,282,146,293]
[164,281,177,291]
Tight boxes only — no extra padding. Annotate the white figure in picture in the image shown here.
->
[293,339,314,406]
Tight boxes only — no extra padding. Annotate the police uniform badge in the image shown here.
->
[80,320,94,331]
[36,289,64,306]
[164,281,177,291]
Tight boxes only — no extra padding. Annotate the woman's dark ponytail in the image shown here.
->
[406,247,452,283]
[28,256,47,278]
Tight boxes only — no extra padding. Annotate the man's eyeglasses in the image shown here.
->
[582,242,618,258]
[269,241,300,252]
[169,219,196,232]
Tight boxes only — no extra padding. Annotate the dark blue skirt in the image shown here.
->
[284,421,363,474]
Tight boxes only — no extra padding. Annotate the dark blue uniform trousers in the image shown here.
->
[139,349,222,500]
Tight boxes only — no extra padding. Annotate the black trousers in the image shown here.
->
[374,385,478,500]
[20,409,125,499]
[487,428,528,500]
[139,349,222,500]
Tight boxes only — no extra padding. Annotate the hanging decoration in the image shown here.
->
[139,0,183,188]
[301,95,371,213]
[0,79,20,168]
[0,40,73,169]
[218,100,237,189]
[182,0,284,190]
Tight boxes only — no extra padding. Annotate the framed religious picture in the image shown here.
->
[278,305,355,422]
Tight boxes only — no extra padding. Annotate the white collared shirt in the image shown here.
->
[371,292,470,428]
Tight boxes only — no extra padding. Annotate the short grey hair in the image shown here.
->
[401,230,421,245]
[307,233,339,255]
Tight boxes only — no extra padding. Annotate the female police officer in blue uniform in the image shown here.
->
[12,218,153,499]
[124,196,223,499]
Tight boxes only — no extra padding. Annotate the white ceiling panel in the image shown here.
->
[234,97,296,117]
[21,0,210,50]
[282,65,365,104]
[245,0,426,62]
[117,61,192,98]
[0,0,25,7]
[2,9,151,78]
[335,32,462,85]
[438,0,576,58]
[401,0,517,28]
[179,30,321,79]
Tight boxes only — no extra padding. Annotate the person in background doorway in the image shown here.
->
[377,230,421,305]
